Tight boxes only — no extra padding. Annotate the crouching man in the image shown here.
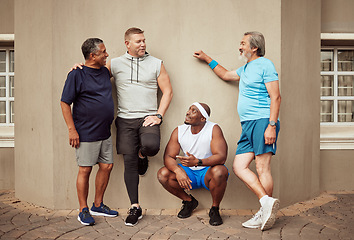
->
[157,102,228,226]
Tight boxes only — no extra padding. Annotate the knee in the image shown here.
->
[78,166,92,176]
[100,163,113,173]
[232,163,242,178]
[256,163,270,176]
[141,134,160,156]
[210,165,229,182]
[157,167,170,184]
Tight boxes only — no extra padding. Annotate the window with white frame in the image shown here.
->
[0,47,14,126]
[321,47,354,124]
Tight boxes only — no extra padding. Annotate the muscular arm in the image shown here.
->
[193,50,240,82]
[60,101,80,148]
[164,128,192,190]
[157,63,173,116]
[264,80,281,145]
[178,125,228,167]
[143,63,173,127]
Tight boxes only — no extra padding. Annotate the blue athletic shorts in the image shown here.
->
[236,118,280,156]
[178,164,210,190]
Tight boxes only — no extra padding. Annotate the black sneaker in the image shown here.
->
[209,206,223,226]
[177,195,198,218]
[125,207,142,226]
[138,156,149,175]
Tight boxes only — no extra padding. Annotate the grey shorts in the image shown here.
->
[75,136,113,166]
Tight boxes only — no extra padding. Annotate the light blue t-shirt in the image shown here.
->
[236,57,278,122]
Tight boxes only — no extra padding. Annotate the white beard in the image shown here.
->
[239,51,251,63]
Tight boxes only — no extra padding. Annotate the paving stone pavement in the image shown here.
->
[0,190,353,239]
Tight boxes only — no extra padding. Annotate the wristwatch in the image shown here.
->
[269,120,276,127]
[156,114,163,125]
[197,159,203,166]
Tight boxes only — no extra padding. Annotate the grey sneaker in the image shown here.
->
[261,197,280,231]
[242,209,262,229]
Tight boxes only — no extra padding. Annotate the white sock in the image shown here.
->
[259,195,269,207]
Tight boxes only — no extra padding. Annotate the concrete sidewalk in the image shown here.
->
[0,190,353,239]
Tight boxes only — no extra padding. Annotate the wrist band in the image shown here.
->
[208,60,218,70]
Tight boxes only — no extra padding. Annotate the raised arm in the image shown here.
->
[193,50,240,82]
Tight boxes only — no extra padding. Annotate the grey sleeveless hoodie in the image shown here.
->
[111,52,162,119]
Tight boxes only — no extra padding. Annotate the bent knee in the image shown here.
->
[141,134,160,156]
[157,167,170,183]
[210,165,229,180]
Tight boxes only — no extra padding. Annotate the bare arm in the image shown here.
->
[60,101,80,148]
[264,80,281,145]
[143,63,173,127]
[193,50,240,82]
[164,128,192,190]
[178,125,228,167]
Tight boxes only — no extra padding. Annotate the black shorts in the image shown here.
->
[115,117,161,155]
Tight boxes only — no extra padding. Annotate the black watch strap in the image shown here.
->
[197,159,203,166]
[156,114,163,125]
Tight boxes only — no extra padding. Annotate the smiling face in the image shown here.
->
[92,43,109,67]
[238,35,257,62]
[184,105,205,125]
[125,33,146,57]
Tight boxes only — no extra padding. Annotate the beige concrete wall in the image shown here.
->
[322,0,354,33]
[0,0,14,34]
[320,150,354,191]
[15,0,323,210]
[0,148,14,189]
[16,0,282,210]
[279,0,321,206]
[14,0,55,208]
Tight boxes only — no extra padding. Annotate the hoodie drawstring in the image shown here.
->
[130,57,140,83]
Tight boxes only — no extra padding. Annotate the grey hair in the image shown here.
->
[244,32,265,57]
[81,38,103,60]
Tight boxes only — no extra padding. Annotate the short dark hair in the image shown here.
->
[81,38,103,60]
[244,32,265,57]
[124,27,144,41]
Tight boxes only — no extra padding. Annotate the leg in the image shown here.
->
[157,167,191,201]
[157,166,198,219]
[77,166,92,211]
[123,153,140,205]
[255,152,273,196]
[94,162,113,206]
[139,132,160,157]
[204,165,228,207]
[233,152,267,199]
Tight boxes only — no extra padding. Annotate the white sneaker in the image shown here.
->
[261,197,280,231]
[242,209,262,228]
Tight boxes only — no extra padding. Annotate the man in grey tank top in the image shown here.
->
[108,27,173,226]
[157,103,229,226]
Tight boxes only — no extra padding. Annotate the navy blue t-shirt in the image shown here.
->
[61,66,114,142]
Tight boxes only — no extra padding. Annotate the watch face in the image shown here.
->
[270,121,276,126]
[156,114,162,119]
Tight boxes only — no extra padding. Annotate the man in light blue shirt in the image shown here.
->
[194,32,281,231]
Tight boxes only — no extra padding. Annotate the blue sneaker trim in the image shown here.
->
[90,202,118,217]
[78,207,95,226]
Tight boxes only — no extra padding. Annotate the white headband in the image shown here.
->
[192,102,209,121]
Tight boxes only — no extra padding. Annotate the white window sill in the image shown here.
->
[320,125,354,150]
[0,126,14,148]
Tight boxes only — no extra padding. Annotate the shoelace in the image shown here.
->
[82,210,91,220]
[128,208,139,216]
[251,209,262,220]
[101,204,111,213]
